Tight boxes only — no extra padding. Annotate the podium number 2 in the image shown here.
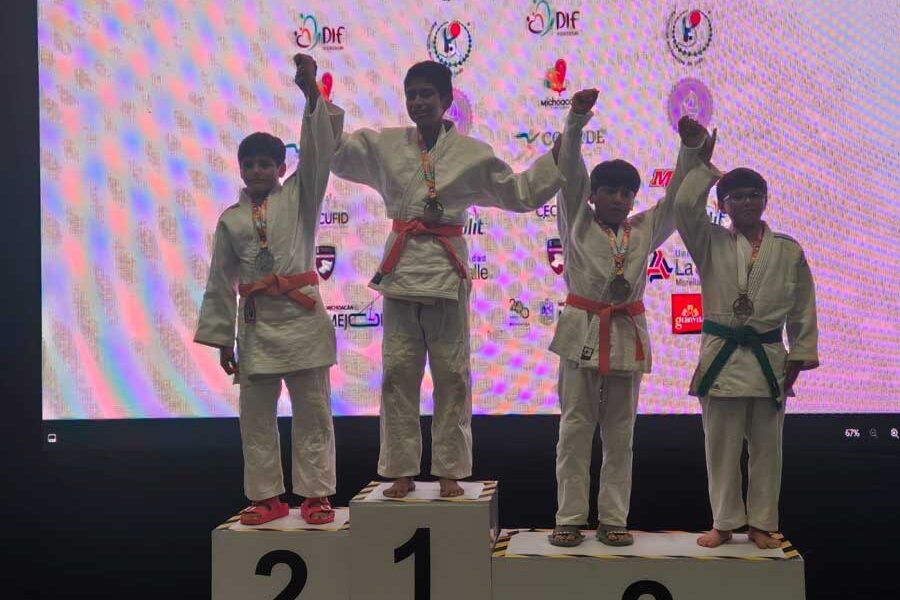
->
[394,528,431,599]
[255,550,308,600]
[622,580,673,600]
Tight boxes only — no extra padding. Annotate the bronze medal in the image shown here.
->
[609,275,632,304]
[732,293,754,319]
[255,247,275,275]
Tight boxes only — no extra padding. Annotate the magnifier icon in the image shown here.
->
[891,428,899,440]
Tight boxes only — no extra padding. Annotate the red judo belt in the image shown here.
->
[378,219,467,279]
[565,293,645,374]
[239,270,319,323]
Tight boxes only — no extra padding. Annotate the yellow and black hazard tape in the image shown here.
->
[351,481,380,502]
[493,529,800,561]
[352,480,498,503]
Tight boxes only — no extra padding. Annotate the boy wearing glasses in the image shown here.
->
[673,138,819,549]
[546,90,708,547]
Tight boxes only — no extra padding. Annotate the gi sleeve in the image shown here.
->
[474,143,565,213]
[785,249,820,369]
[555,109,592,240]
[194,219,240,349]
[648,137,704,251]
[673,163,720,271]
[331,126,385,191]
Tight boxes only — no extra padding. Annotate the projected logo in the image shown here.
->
[318,72,334,101]
[547,238,564,275]
[650,168,674,188]
[526,1,581,37]
[428,20,473,73]
[535,201,557,220]
[672,247,699,286]
[294,14,347,51]
[316,245,336,280]
[672,293,703,333]
[508,298,531,328]
[647,249,673,282]
[446,89,473,136]
[538,59,573,109]
[470,252,491,280]
[666,9,713,65]
[667,78,713,132]
[515,128,606,148]
[328,304,383,329]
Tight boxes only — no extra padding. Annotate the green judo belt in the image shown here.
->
[697,321,782,403]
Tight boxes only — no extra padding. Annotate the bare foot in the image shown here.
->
[439,478,464,497]
[748,527,782,549]
[697,528,733,547]
[383,477,416,498]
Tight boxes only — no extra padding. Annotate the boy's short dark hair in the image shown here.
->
[716,167,767,206]
[238,132,286,166]
[590,159,641,194]
[404,61,453,98]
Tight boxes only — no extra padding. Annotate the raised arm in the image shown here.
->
[553,89,596,232]
[291,53,345,213]
[648,117,708,250]
[784,248,820,391]
[474,142,565,214]
[673,127,719,269]
[194,219,240,372]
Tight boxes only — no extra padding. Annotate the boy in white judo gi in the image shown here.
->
[331,61,564,497]
[194,54,345,525]
[673,127,819,548]
[547,89,708,546]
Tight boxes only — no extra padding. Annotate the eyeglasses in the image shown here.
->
[723,191,765,204]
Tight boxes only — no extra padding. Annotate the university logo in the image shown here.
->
[666,9,713,66]
[671,293,703,333]
[446,89,473,135]
[547,238,564,275]
[526,1,581,37]
[647,249,673,282]
[428,20,473,73]
[666,78,713,132]
[294,14,346,51]
[316,245,336,280]
[539,298,557,325]
[649,168,674,188]
[673,247,700,286]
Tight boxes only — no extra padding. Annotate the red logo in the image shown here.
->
[317,72,334,102]
[546,238,564,275]
[544,59,567,95]
[671,293,703,334]
[650,169,673,188]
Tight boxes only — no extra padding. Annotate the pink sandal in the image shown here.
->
[300,497,335,525]
[239,496,289,525]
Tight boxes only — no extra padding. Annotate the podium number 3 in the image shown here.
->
[255,550,308,600]
[622,580,673,600]
[394,528,431,599]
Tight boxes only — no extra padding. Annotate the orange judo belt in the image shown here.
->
[372,219,467,284]
[565,293,645,374]
[239,270,318,324]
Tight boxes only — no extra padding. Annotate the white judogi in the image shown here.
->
[674,163,819,532]
[332,120,563,479]
[195,99,345,500]
[550,109,704,527]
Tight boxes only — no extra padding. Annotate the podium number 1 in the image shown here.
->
[394,528,431,599]
[255,550,308,600]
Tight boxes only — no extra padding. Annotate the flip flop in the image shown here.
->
[548,525,585,547]
[596,524,634,546]
[239,497,289,526]
[300,496,335,525]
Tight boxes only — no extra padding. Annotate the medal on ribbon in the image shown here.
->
[251,199,274,277]
[417,130,444,227]
[598,220,632,304]
[732,229,764,319]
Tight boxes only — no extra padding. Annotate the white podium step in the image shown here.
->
[349,480,499,600]
[212,507,351,600]
[492,529,804,600]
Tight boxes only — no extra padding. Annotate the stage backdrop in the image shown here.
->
[40,0,900,418]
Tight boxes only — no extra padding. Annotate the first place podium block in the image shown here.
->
[212,507,351,600]
[492,529,805,600]
[350,480,499,600]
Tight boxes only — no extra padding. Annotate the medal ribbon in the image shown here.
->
[251,199,269,250]
[597,220,631,277]
[735,226,764,293]
[417,130,438,205]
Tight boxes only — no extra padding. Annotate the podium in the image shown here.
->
[349,480,499,600]
[491,528,805,600]
[211,507,351,600]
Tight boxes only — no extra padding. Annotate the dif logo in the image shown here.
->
[526,1,581,37]
[671,293,703,334]
[294,14,346,51]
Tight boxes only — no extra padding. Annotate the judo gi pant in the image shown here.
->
[700,396,785,532]
[239,367,336,501]
[555,362,641,528]
[378,286,472,480]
